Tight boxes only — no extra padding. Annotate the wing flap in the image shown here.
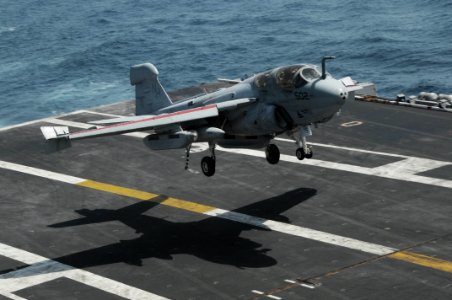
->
[88,115,155,125]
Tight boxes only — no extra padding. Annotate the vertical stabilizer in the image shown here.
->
[130,63,173,115]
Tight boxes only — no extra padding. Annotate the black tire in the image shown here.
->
[265,144,280,164]
[201,156,216,177]
[296,148,305,160]
[305,146,313,158]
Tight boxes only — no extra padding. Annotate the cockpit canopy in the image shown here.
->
[255,64,322,91]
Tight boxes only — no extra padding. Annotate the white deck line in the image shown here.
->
[371,157,449,174]
[275,137,409,158]
[0,159,397,258]
[80,109,129,117]
[219,148,452,189]
[0,243,169,300]
[252,290,264,295]
[45,118,93,129]
[0,160,85,184]
[205,209,395,256]
[1,293,27,300]
[0,110,86,133]
[0,108,125,133]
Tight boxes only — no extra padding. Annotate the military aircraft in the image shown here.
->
[41,56,358,176]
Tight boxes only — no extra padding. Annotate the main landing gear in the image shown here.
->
[265,143,280,164]
[185,142,217,177]
[201,142,216,177]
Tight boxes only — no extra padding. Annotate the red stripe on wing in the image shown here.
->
[71,104,217,137]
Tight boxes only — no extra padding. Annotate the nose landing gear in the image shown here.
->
[293,125,313,160]
[296,145,313,160]
[184,142,217,177]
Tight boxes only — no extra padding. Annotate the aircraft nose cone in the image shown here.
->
[308,78,347,122]
[314,78,347,105]
[337,88,348,105]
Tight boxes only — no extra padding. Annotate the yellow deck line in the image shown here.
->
[389,251,452,273]
[160,198,216,213]
[78,180,216,213]
[75,180,452,275]
[78,180,158,201]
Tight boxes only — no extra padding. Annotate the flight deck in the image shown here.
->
[0,82,451,299]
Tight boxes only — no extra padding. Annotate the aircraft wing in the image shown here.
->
[41,98,255,141]
[41,104,218,141]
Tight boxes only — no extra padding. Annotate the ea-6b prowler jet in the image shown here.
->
[41,56,358,176]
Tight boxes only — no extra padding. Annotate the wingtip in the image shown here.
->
[40,126,70,140]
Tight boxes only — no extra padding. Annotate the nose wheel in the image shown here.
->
[293,125,314,160]
[296,146,313,160]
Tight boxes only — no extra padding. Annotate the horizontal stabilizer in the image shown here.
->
[217,78,242,84]
[41,126,70,140]
[340,76,362,92]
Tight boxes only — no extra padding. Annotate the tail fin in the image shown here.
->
[130,63,173,115]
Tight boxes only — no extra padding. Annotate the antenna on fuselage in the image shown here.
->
[321,56,336,79]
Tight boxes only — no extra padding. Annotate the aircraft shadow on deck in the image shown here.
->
[1,188,316,277]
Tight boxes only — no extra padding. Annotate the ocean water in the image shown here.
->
[1,0,451,126]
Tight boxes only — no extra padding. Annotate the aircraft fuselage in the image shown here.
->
[158,64,347,137]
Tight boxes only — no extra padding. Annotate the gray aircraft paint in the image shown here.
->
[41,58,355,176]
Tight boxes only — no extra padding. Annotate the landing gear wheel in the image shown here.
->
[265,144,280,164]
[296,148,305,160]
[305,146,313,158]
[201,156,216,177]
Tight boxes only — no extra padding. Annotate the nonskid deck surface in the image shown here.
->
[0,82,451,300]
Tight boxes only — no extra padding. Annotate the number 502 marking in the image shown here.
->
[295,92,310,100]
